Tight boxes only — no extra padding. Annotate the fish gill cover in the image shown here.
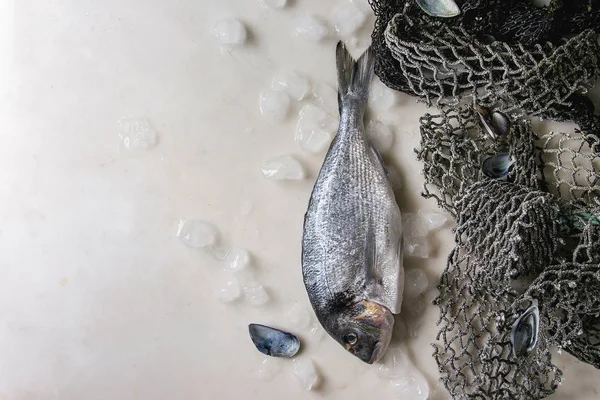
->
[368,0,600,398]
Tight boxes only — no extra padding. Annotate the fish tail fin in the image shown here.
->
[336,41,374,113]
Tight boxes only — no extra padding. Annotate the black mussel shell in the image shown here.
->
[482,152,515,179]
[491,111,511,137]
[511,305,540,358]
[474,105,497,139]
[249,323,300,358]
[415,0,461,18]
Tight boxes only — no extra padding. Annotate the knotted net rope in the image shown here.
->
[367,1,600,397]
[420,107,600,398]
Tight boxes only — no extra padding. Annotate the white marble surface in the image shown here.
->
[0,0,598,399]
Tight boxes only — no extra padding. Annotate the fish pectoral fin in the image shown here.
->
[364,231,382,285]
[364,217,404,315]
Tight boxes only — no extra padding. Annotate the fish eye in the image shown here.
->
[345,332,358,345]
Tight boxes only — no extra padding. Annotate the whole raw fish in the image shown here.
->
[302,41,404,364]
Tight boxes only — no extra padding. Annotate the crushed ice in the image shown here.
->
[293,15,329,41]
[376,347,430,400]
[272,71,310,101]
[404,268,429,299]
[118,117,158,150]
[177,219,218,249]
[260,90,291,121]
[213,19,247,46]
[404,297,426,318]
[309,323,326,342]
[377,347,410,379]
[284,302,312,330]
[419,211,448,231]
[369,78,398,110]
[217,275,242,303]
[296,104,334,153]
[402,213,430,259]
[292,358,319,390]
[261,155,305,180]
[223,247,251,272]
[256,357,284,381]
[367,120,394,154]
[330,2,367,37]
[260,0,287,9]
[390,372,430,400]
[312,83,338,115]
[244,284,270,306]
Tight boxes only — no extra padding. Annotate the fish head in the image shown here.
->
[327,299,395,364]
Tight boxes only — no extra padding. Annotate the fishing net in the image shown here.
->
[366,1,600,397]
[418,106,600,398]
[433,179,565,399]
[369,0,600,135]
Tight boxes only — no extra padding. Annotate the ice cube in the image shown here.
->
[330,3,367,36]
[256,357,284,381]
[210,245,229,260]
[260,90,291,121]
[292,358,319,390]
[313,84,338,115]
[217,276,242,303]
[402,213,430,258]
[224,248,251,272]
[299,103,328,122]
[319,115,339,133]
[296,124,332,153]
[350,0,374,12]
[293,15,329,42]
[118,117,158,150]
[404,298,426,318]
[272,71,310,101]
[309,323,326,342]
[234,267,259,288]
[390,371,430,400]
[213,19,247,46]
[244,284,270,306]
[404,268,429,299]
[408,321,421,339]
[367,120,394,154]
[402,213,426,237]
[261,155,305,180]
[376,347,410,379]
[177,219,218,248]
[284,302,312,330]
[369,78,397,110]
[419,211,448,231]
[391,317,408,343]
[405,236,430,259]
[260,0,287,9]
[296,104,333,153]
